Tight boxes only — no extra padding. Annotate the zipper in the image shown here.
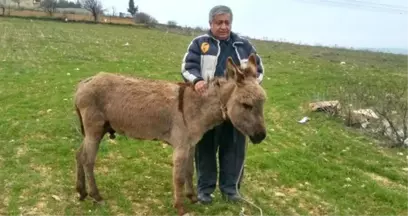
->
[213,38,221,78]
[232,42,243,62]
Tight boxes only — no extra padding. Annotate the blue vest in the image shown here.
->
[181,30,265,84]
[215,38,240,77]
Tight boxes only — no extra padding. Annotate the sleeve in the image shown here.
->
[245,41,265,84]
[181,38,203,84]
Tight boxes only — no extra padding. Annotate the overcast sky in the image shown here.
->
[100,0,408,49]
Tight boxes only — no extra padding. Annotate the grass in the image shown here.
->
[0,17,407,216]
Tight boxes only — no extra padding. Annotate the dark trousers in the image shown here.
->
[194,120,246,195]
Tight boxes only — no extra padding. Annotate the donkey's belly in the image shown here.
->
[106,105,174,142]
[101,80,178,142]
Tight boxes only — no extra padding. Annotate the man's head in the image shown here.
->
[209,5,233,40]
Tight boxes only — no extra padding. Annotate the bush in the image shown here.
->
[134,12,157,27]
[167,20,177,28]
[328,70,407,148]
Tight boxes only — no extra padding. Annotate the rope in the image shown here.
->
[236,137,263,216]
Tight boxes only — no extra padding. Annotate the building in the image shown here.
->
[1,0,42,8]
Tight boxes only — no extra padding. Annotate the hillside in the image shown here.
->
[0,17,407,216]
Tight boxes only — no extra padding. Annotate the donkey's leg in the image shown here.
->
[76,144,88,201]
[172,147,189,216]
[185,146,197,204]
[80,110,106,203]
[83,134,104,203]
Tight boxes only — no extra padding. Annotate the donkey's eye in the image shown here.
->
[242,103,253,110]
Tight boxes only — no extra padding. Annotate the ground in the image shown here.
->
[0,17,407,216]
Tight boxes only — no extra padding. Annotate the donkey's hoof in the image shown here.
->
[93,199,106,206]
[187,194,198,204]
[90,193,103,202]
[78,192,88,201]
[174,202,187,216]
[78,193,88,201]
[177,209,187,216]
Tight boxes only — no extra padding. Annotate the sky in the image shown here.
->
[100,0,408,50]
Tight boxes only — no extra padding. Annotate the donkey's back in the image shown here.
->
[74,72,182,142]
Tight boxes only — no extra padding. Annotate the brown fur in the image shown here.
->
[73,54,267,215]
[177,82,194,125]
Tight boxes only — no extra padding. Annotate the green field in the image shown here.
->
[0,17,407,215]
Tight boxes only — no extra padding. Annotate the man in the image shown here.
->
[180,5,265,204]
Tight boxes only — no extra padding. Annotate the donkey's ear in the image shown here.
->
[225,57,244,82]
[225,57,236,79]
[245,53,258,78]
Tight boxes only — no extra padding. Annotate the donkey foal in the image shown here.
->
[73,54,267,215]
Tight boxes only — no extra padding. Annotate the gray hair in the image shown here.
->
[209,5,233,23]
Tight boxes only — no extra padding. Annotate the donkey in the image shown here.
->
[73,53,267,216]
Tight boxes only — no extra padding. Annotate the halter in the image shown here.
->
[221,102,228,120]
[211,80,229,120]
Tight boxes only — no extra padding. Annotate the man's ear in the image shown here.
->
[225,57,244,82]
[245,53,258,78]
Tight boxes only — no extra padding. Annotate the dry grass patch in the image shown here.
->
[364,171,407,190]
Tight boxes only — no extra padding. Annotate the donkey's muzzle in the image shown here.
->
[249,131,266,144]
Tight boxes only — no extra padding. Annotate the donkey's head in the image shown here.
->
[216,53,267,144]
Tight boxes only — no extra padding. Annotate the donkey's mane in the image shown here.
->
[176,82,193,118]
[176,77,227,125]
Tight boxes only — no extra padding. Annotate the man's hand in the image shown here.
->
[194,80,207,96]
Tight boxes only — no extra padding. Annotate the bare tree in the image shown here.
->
[111,6,116,17]
[331,73,408,148]
[0,0,5,16]
[40,0,57,16]
[81,0,104,22]
[134,12,158,26]
[12,0,20,8]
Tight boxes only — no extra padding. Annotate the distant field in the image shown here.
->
[0,17,407,216]
[4,8,135,24]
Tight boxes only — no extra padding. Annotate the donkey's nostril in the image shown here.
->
[249,131,266,144]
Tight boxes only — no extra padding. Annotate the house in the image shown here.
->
[1,0,42,8]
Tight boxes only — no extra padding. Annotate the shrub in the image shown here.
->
[167,20,177,28]
[330,71,407,148]
[134,12,158,27]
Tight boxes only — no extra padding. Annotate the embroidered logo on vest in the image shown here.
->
[200,42,209,54]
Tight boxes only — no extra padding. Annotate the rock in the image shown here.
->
[51,195,61,201]
[309,100,340,114]
[274,192,286,197]
[345,108,379,128]
[352,109,379,119]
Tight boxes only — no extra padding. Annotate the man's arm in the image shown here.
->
[245,41,265,84]
[181,38,203,84]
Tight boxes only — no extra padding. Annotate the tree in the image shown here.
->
[55,0,82,8]
[127,0,138,16]
[40,0,57,16]
[0,0,5,16]
[134,12,157,27]
[167,20,178,28]
[12,0,20,8]
[81,0,104,22]
[111,6,116,17]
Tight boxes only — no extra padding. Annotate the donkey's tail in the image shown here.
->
[75,105,85,137]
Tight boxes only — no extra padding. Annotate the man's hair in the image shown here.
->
[209,5,233,23]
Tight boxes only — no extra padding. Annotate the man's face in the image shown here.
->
[210,13,231,40]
